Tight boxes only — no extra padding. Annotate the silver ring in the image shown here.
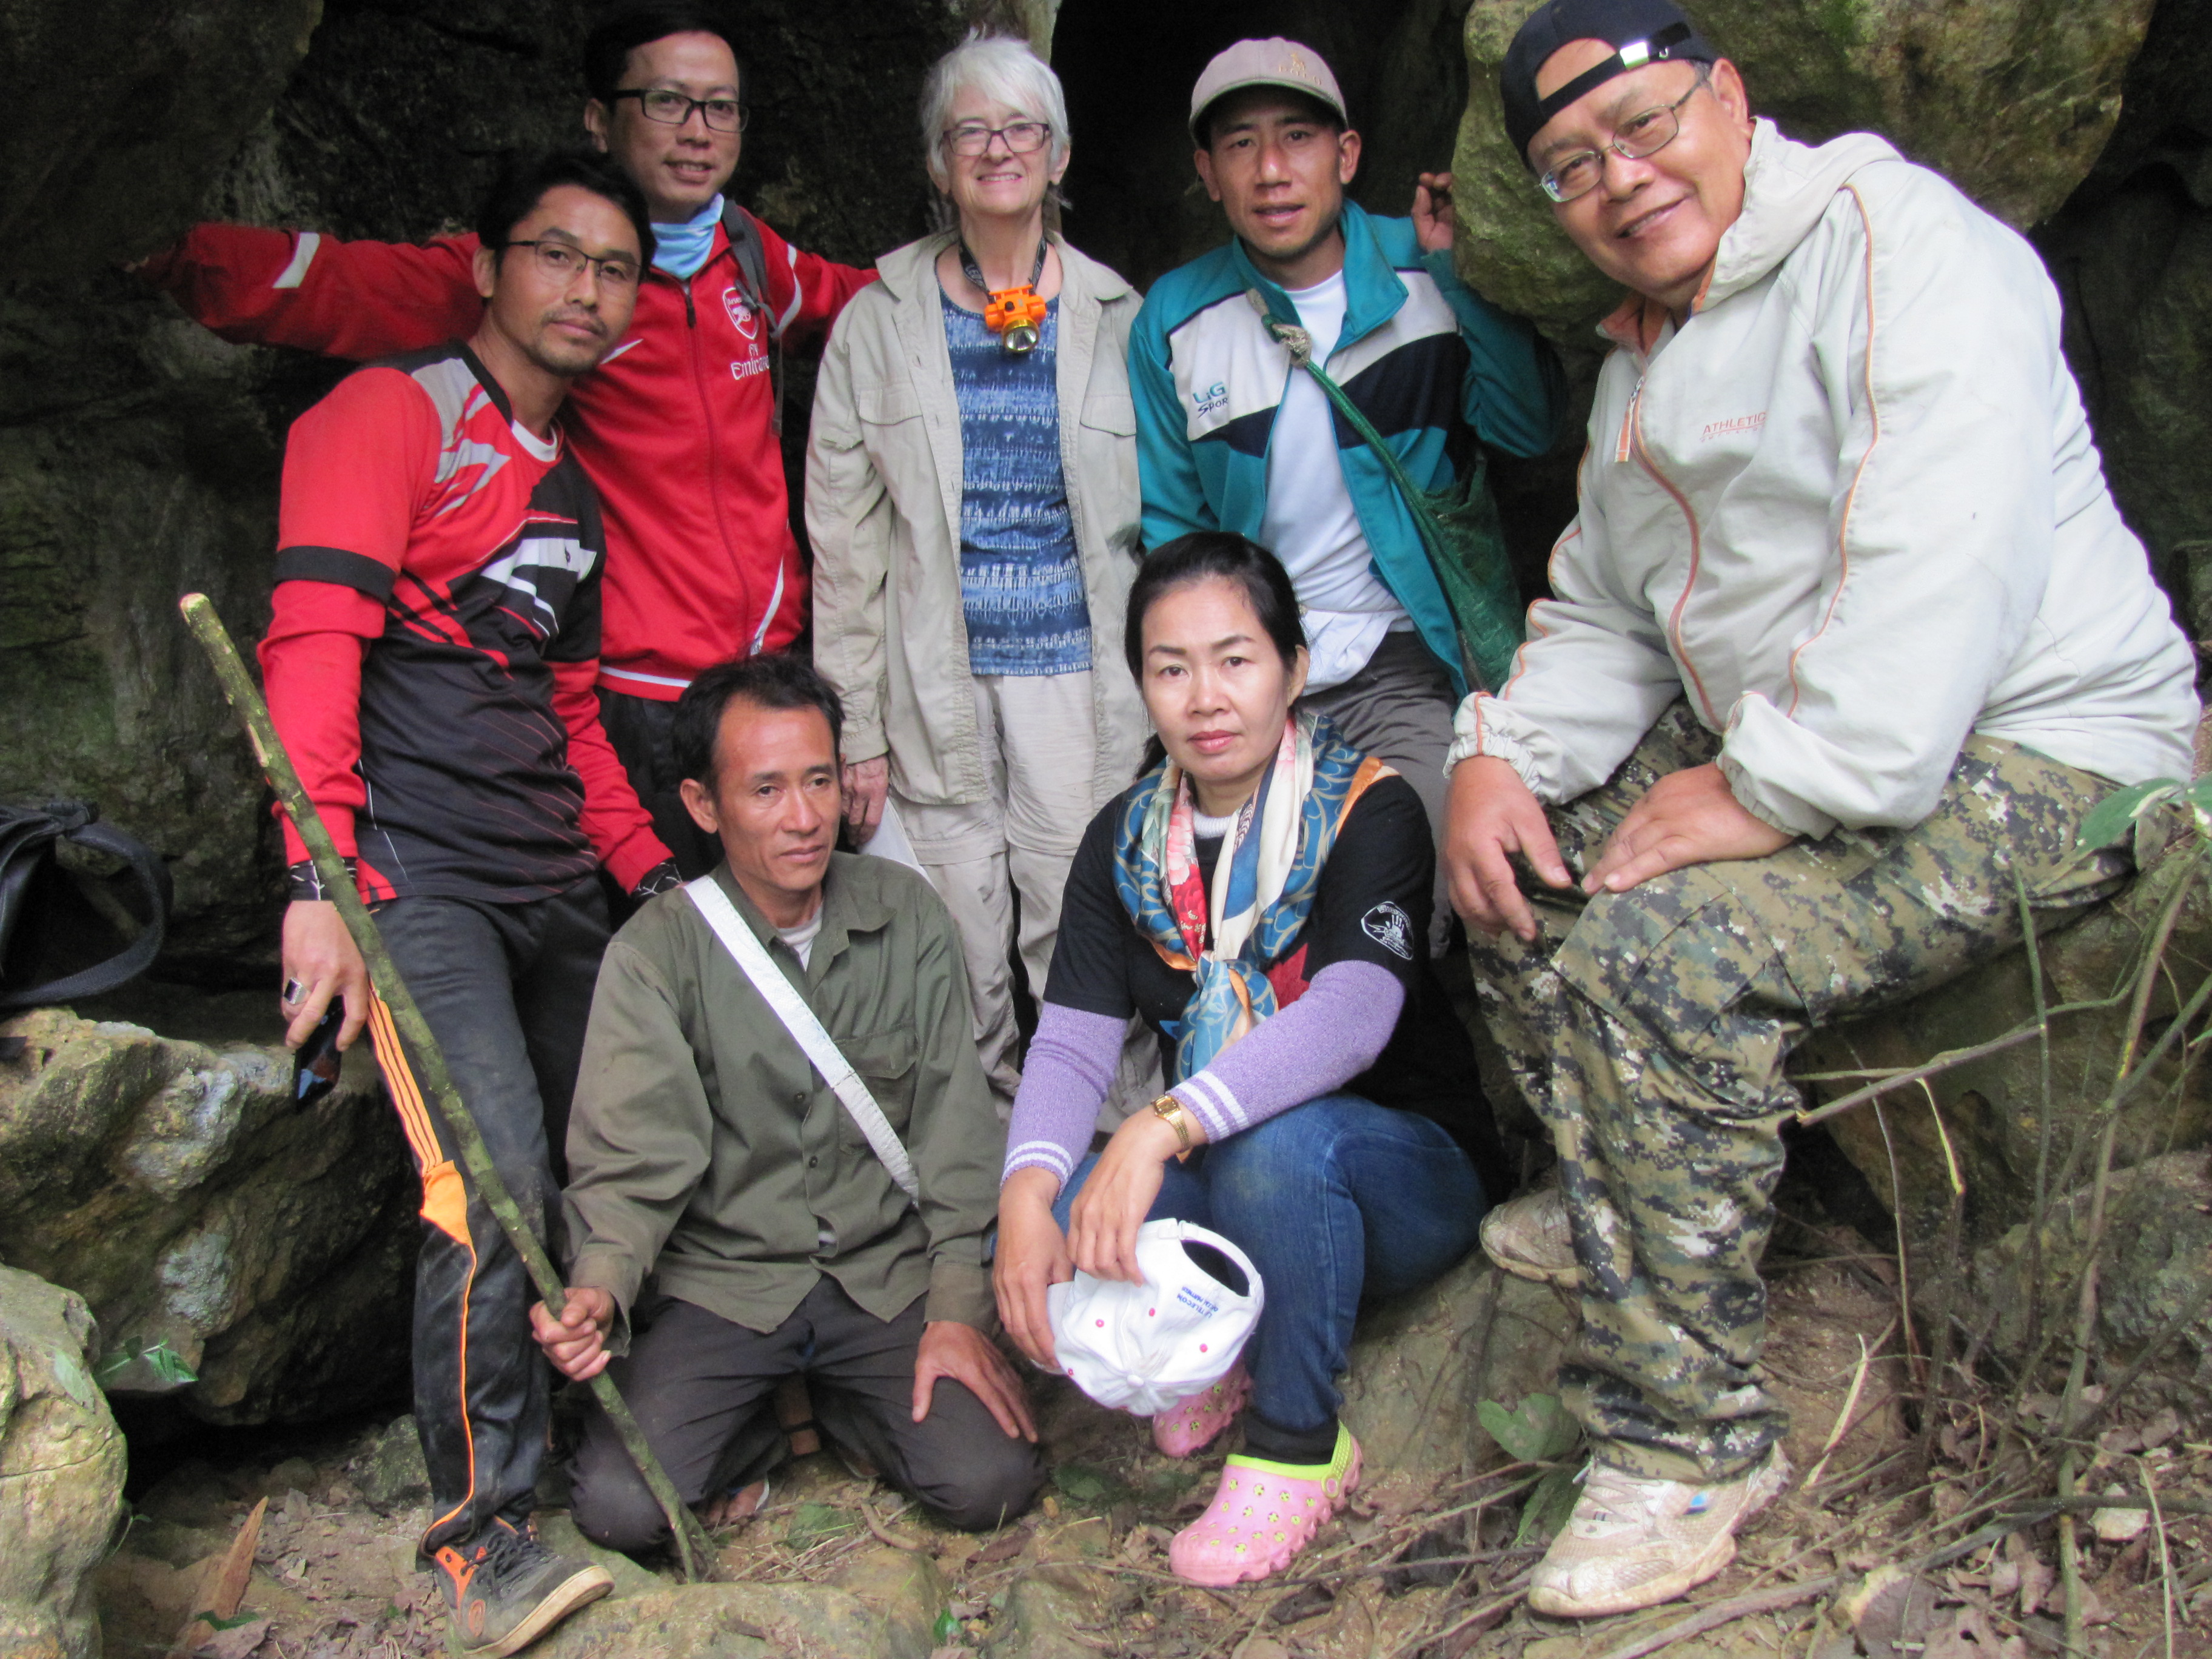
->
[283,978,306,1004]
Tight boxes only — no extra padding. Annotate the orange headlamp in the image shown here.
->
[984,285,1048,353]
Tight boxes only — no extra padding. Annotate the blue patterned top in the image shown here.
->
[943,292,1092,677]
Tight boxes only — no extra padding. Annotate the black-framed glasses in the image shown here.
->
[1537,69,1711,204]
[504,239,643,290]
[611,87,749,133]
[943,119,1052,158]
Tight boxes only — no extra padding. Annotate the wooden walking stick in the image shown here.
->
[178,592,717,1584]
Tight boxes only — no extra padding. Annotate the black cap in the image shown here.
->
[1500,0,1717,166]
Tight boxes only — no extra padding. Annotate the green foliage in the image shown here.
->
[96,1337,198,1389]
[1478,1392,1585,1546]
[1475,1392,1578,1463]
[2078,778,2184,851]
[1050,1461,1127,1507]
[783,1501,854,1551]
[933,1609,960,1644]
[1515,1464,1584,1546]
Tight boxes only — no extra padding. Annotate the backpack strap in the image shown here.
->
[719,201,788,435]
[686,877,920,1203]
[0,801,173,1012]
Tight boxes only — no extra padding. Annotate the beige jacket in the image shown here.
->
[808,232,1148,808]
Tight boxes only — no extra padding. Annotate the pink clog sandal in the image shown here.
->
[1151,1361,1250,1458]
[1167,1424,1361,1587]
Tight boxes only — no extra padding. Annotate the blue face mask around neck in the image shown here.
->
[652,193,724,280]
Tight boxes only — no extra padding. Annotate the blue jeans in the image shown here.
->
[1056,1094,1486,1449]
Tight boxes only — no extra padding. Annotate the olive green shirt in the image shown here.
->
[562,856,1000,1341]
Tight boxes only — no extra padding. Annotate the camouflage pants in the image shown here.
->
[1466,702,2130,1482]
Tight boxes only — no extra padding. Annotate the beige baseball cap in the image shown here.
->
[1188,38,1348,142]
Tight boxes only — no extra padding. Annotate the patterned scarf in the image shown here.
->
[1113,711,1392,1084]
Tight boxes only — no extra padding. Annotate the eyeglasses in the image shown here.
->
[504,239,642,290]
[1537,70,1710,204]
[611,88,749,133]
[943,119,1051,158]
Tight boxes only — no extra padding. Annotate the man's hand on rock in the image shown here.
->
[280,900,372,1051]
[1413,172,1456,252]
[1584,762,1793,893]
[1446,756,1572,942]
[912,1320,1037,1442]
[531,1286,615,1381]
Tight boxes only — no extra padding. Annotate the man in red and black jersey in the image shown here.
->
[273,149,674,1657]
[141,3,879,874]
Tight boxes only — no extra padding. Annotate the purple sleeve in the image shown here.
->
[1002,1001,1127,1191]
[1171,960,1404,1142]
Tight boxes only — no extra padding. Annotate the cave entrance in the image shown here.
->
[1050,0,1472,292]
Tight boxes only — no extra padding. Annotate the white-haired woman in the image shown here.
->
[809,33,1148,1108]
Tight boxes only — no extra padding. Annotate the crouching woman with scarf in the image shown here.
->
[993,532,1509,1586]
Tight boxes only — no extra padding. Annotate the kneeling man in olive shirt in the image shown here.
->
[531,652,1044,1550]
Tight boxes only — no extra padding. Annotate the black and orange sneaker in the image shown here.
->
[432,1517,612,1655]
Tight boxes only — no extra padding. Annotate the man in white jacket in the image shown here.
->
[1445,0,2200,1621]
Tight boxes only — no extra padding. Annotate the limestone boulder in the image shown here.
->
[0,1264,127,1659]
[0,1007,414,1424]
[1797,835,2212,1255]
[1452,0,2155,332]
[537,1579,921,1659]
[1968,1150,2211,1406]
[1339,1249,1580,1483]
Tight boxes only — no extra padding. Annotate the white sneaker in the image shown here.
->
[1528,1447,1792,1618]
[1479,1187,1577,1287]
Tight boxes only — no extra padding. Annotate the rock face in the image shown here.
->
[0,1007,414,1423]
[2035,0,2212,638]
[0,1264,127,1659]
[1452,0,2156,333]
[0,0,323,278]
[1970,1150,2211,1408]
[0,0,961,978]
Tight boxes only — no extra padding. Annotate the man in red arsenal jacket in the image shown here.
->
[141,2,877,871]
[273,148,675,1654]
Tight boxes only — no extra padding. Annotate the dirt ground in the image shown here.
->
[98,1224,2212,1659]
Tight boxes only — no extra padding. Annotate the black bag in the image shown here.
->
[0,800,172,1011]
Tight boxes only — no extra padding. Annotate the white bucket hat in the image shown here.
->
[1047,1220,1264,1416]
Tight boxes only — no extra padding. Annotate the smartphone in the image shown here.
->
[293,1003,344,1109]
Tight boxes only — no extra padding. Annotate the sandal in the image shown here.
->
[1151,1361,1250,1458]
[1168,1424,1361,1587]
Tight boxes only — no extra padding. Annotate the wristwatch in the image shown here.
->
[1149,1093,1194,1158]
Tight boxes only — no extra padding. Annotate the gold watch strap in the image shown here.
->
[1150,1093,1193,1153]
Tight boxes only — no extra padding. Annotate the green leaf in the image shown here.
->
[198,1609,263,1631]
[1513,1464,1583,1547]
[1475,1393,1578,1463]
[933,1609,960,1643]
[49,1349,96,1409]
[142,1339,198,1386]
[1051,1462,1113,1504]
[2078,780,2181,851]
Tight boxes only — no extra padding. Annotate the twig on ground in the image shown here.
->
[1802,1334,1877,1492]
[1590,1575,1844,1659]
[860,1502,926,1553]
[2142,1454,2176,1659]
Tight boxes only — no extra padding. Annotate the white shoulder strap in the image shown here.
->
[686,878,920,1202]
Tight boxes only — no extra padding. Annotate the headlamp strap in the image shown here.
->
[960,238,1051,354]
[1533,21,1695,128]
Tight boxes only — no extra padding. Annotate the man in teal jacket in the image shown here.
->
[1130,38,1562,942]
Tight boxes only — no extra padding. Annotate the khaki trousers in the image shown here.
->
[896,670,1158,1119]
